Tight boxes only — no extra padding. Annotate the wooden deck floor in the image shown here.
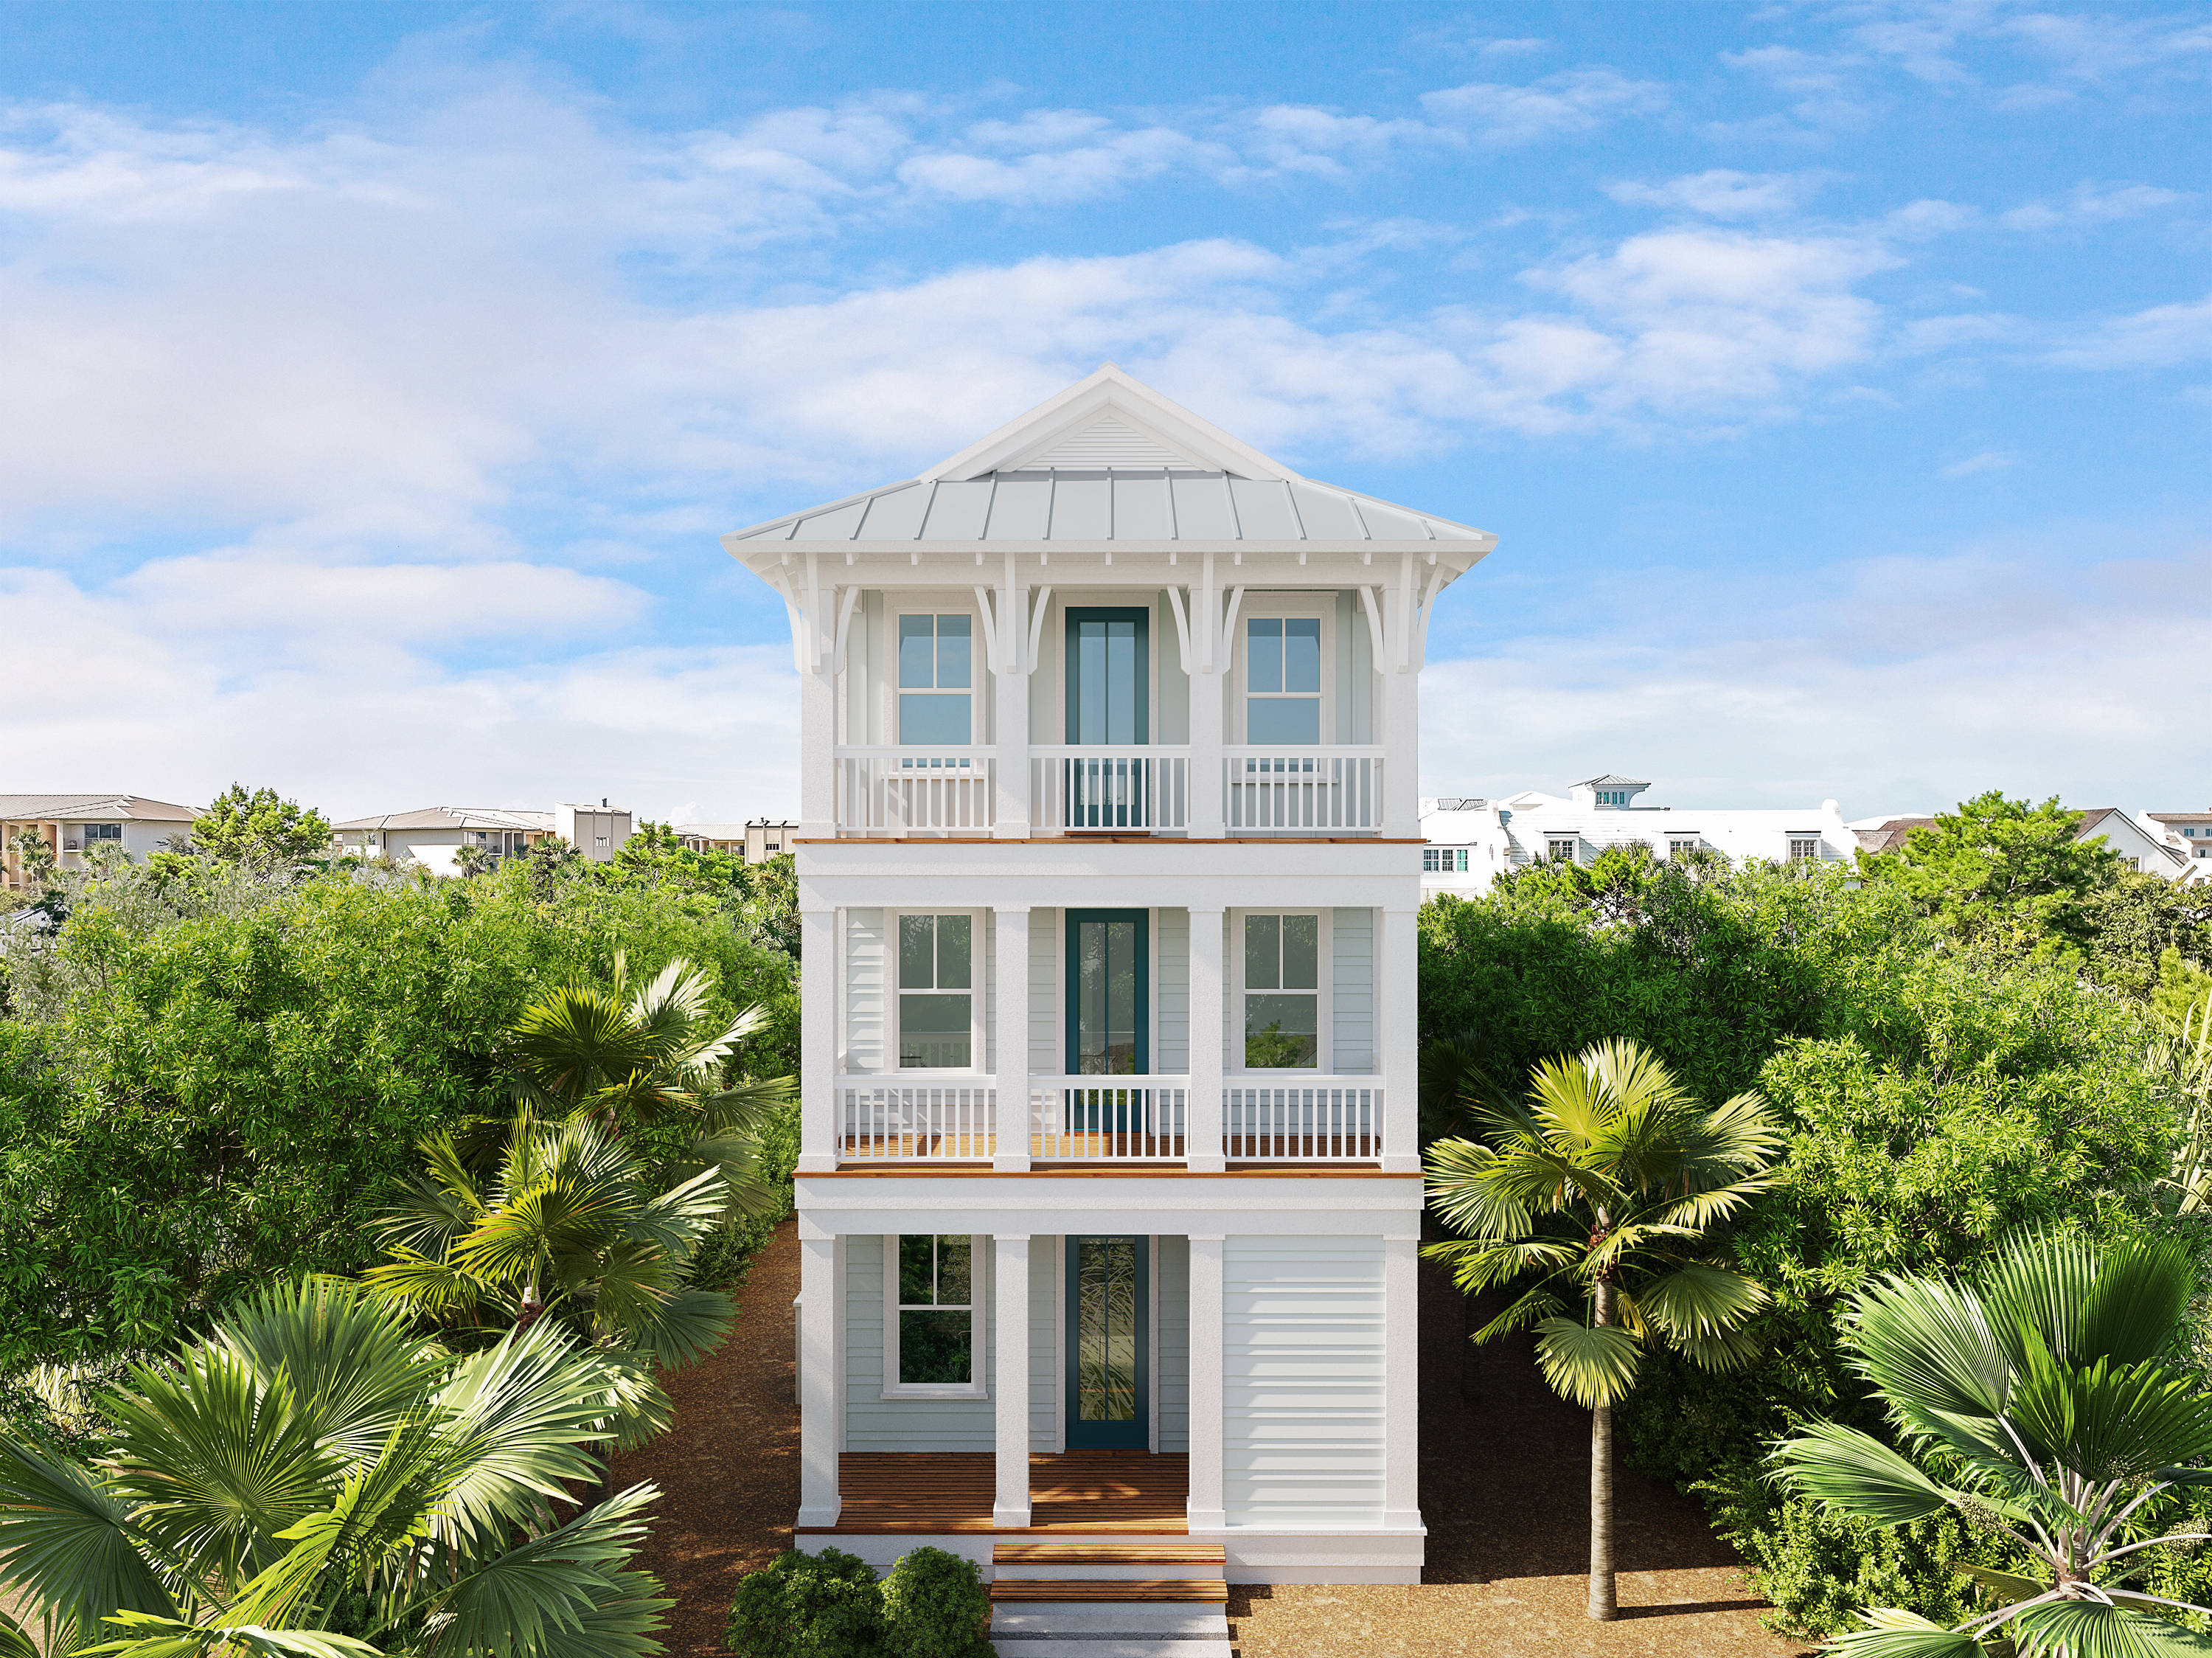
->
[796,1451,1189,1535]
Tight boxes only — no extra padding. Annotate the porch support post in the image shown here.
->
[796,1227,841,1527]
[994,566,1032,838]
[1382,1235,1422,1531]
[1378,561,1419,841]
[1185,906,1225,1173]
[993,1234,1033,1527]
[798,907,838,1174]
[1187,564,1225,839]
[1186,1234,1226,1531]
[1378,904,1419,1173]
[994,906,1032,1171]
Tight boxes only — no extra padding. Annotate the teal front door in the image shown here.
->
[1065,1235,1149,1449]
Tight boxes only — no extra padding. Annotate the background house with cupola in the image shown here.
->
[723,365,1494,1600]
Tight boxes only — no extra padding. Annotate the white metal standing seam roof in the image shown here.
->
[728,469,1486,547]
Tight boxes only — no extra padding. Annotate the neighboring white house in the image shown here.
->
[330,801,634,874]
[726,364,1495,1594]
[0,794,198,890]
[1417,776,1854,898]
[675,819,796,861]
[2146,810,2212,881]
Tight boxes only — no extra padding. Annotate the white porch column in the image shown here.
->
[1185,906,1225,1173]
[993,1235,1033,1526]
[1382,1235,1422,1531]
[798,908,838,1174]
[995,574,1032,838]
[1378,905,1419,1173]
[994,906,1032,1171]
[799,656,837,843]
[1186,1234,1226,1531]
[796,1228,841,1527]
[1187,573,1225,840]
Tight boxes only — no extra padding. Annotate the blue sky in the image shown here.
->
[2,1,2208,824]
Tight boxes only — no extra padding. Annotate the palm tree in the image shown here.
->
[363,1112,738,1448]
[0,1277,668,1658]
[1773,1230,2212,1657]
[1422,1037,1783,1620]
[504,953,793,1202]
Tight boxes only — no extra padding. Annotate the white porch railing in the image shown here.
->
[836,1080,996,1160]
[1225,1080,1383,1160]
[1223,748,1384,833]
[1028,1075,1189,1160]
[833,748,996,833]
[1029,747,1191,833]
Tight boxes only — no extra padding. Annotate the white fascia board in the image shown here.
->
[794,1173,1424,1235]
[919,366,1304,485]
[739,539,1492,559]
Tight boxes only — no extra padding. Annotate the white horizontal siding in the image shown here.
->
[845,1235,997,1452]
[1332,907,1374,1074]
[1029,907,1060,1075]
[1158,1234,1190,1454]
[984,910,998,1075]
[1156,909,1190,1073]
[847,909,886,1072]
[1222,1236,1385,1527]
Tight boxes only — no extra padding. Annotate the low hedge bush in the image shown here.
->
[726,1545,991,1658]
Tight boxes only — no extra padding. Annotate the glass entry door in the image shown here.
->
[1066,910,1148,1075]
[1065,609,1149,744]
[1065,1235,1149,1449]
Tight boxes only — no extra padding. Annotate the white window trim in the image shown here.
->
[890,601,982,746]
[1228,906,1333,1075]
[881,1232,989,1400]
[1232,598,1334,745]
[888,907,987,1075]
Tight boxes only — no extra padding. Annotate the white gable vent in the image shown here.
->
[1020,410,1200,469]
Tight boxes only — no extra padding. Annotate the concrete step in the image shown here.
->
[991,1641,1234,1658]
[990,1580,1228,1605]
[990,1609,1232,1652]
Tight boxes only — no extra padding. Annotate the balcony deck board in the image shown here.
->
[795,1451,1190,1536]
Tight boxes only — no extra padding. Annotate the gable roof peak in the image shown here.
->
[921,363,1304,485]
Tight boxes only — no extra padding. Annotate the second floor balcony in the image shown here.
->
[830,743,1388,836]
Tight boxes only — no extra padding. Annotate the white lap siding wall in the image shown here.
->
[1222,1236,1386,1527]
[1158,1234,1192,1453]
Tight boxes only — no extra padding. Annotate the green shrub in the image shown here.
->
[880,1547,992,1658]
[726,1547,885,1658]
[687,1103,803,1293]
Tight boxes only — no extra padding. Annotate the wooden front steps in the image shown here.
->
[993,1544,1225,1567]
[989,1579,1228,1603]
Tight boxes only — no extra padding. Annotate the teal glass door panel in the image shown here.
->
[1065,909,1149,1077]
[1065,609,1150,745]
[1065,1235,1149,1449]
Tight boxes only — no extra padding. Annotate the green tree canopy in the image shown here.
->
[1857,790,2125,962]
[189,784,335,868]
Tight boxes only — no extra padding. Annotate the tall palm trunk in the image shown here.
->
[1589,1274,1617,1620]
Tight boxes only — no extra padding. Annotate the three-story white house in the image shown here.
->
[724,367,1495,1590]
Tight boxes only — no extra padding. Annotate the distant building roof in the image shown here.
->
[675,824,752,839]
[0,794,198,822]
[2149,811,2212,824]
[330,806,556,833]
[1575,775,1650,791]
[1852,816,1935,855]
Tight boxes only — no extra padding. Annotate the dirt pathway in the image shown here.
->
[618,1221,1809,1657]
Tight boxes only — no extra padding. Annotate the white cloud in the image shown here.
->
[1421,538,2212,814]
[1607,170,1823,220]
[2050,291,2212,368]
[1999,181,2186,230]
[1422,69,1669,148]
[1938,448,2015,477]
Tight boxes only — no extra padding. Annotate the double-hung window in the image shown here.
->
[1788,838,1820,862]
[1242,912,1321,1069]
[897,912,974,1069]
[1546,837,1578,864]
[80,824,122,844]
[1423,848,1470,873]
[1245,617,1321,743]
[886,1234,982,1394]
[898,614,973,744]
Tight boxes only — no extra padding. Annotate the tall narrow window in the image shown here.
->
[895,1235,975,1386]
[899,614,973,744]
[1245,617,1321,743]
[1067,611,1148,744]
[1244,912,1319,1068]
[898,913,973,1068]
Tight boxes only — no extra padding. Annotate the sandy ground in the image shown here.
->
[612,1218,1812,1657]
